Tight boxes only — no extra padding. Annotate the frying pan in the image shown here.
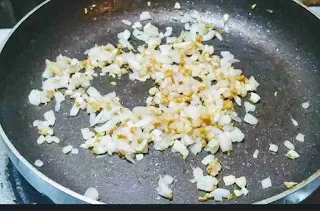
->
[0,0,319,204]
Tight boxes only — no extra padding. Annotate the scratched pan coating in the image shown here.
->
[0,0,319,204]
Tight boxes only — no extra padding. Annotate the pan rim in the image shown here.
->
[0,0,319,204]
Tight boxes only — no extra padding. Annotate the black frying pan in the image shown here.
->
[0,0,319,204]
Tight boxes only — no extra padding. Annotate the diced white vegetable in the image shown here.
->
[236,176,247,188]
[140,11,152,21]
[70,105,80,117]
[136,154,144,161]
[147,1,151,6]
[249,92,260,103]
[174,2,181,9]
[87,87,102,98]
[218,133,232,152]
[197,176,218,192]
[253,149,259,158]
[172,140,189,159]
[295,133,305,142]
[286,150,299,160]
[84,187,99,200]
[34,159,44,167]
[201,154,215,166]
[234,189,243,197]
[54,91,65,111]
[284,141,295,150]
[244,101,256,113]
[37,135,46,145]
[190,140,202,155]
[291,118,298,127]
[81,128,95,140]
[157,175,174,200]
[284,182,298,189]
[210,188,230,201]
[244,113,258,125]
[223,175,236,186]
[241,187,249,195]
[71,148,79,155]
[223,14,229,23]
[261,177,272,189]
[62,145,73,154]
[122,20,132,26]
[269,144,278,153]
[28,90,42,106]
[44,110,56,126]
[301,101,310,109]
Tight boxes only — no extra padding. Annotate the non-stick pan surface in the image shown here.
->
[0,0,319,204]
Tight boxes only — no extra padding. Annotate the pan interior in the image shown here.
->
[0,0,319,204]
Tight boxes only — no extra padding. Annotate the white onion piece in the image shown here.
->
[84,187,99,200]
[34,159,44,167]
[291,117,298,127]
[295,133,305,142]
[122,20,132,26]
[54,91,65,111]
[284,141,295,150]
[223,175,236,186]
[234,189,243,197]
[269,144,278,153]
[44,110,56,126]
[286,150,299,160]
[197,176,218,192]
[253,149,259,158]
[81,128,95,140]
[62,145,73,154]
[140,11,152,21]
[261,177,272,189]
[157,175,174,200]
[218,133,232,152]
[190,140,202,155]
[174,2,181,9]
[210,188,230,201]
[241,187,249,195]
[28,90,42,106]
[71,148,79,155]
[201,154,215,166]
[235,176,247,188]
[37,136,46,145]
[249,93,260,103]
[244,101,256,113]
[136,154,144,161]
[244,113,258,125]
[172,140,189,159]
[223,14,229,23]
[301,101,310,109]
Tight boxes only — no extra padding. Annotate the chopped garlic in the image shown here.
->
[286,150,299,160]
[223,175,236,186]
[284,182,298,189]
[269,144,278,153]
[34,159,44,167]
[261,177,272,189]
[295,133,305,142]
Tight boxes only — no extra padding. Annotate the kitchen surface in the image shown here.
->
[0,0,319,204]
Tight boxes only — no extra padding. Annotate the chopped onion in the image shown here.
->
[190,140,202,155]
[71,148,79,155]
[218,133,232,152]
[44,110,56,126]
[244,113,258,125]
[291,117,298,127]
[34,159,44,167]
[284,182,298,189]
[197,176,218,192]
[286,150,299,160]
[249,92,260,103]
[174,2,181,9]
[234,189,243,197]
[140,12,152,21]
[301,101,310,109]
[253,149,259,158]
[284,140,295,150]
[62,145,73,154]
[295,133,305,142]
[201,154,215,166]
[261,177,272,189]
[157,175,174,200]
[223,175,236,186]
[37,135,46,145]
[269,144,278,153]
[122,20,132,26]
[241,187,249,195]
[210,188,230,201]
[172,140,189,159]
[136,154,144,161]
[84,187,99,200]
[28,90,42,106]
[235,176,247,188]
[244,101,256,113]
